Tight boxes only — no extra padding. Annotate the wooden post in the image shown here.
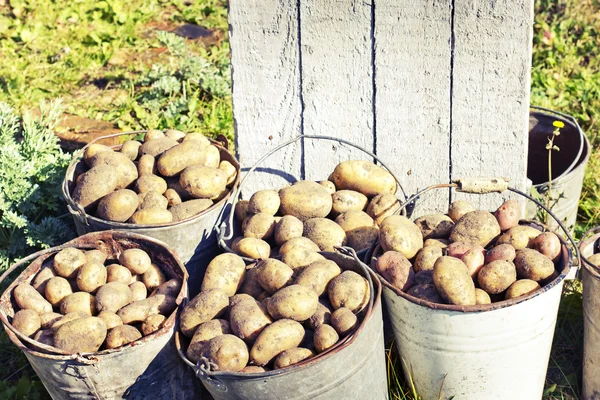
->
[229,0,533,214]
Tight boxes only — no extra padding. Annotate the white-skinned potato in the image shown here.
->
[54,248,87,279]
[282,247,326,273]
[120,140,141,161]
[274,216,304,246]
[157,141,207,177]
[534,232,562,262]
[494,199,521,231]
[72,165,119,210]
[460,245,485,279]
[170,199,213,221]
[496,226,541,250]
[234,200,251,222]
[12,309,41,337]
[54,317,107,353]
[232,237,270,260]
[14,283,53,314]
[137,154,156,176]
[307,300,333,330]
[202,145,220,168]
[328,271,369,312]
[413,246,443,272]
[279,181,333,221]
[366,194,401,226]
[138,191,168,210]
[107,264,133,285]
[432,256,476,305]
[379,215,423,259]
[475,288,491,304]
[477,260,517,294]
[249,319,305,366]
[450,211,501,247]
[266,284,319,321]
[303,218,347,252]
[182,132,211,147]
[447,200,475,223]
[335,211,378,252]
[89,151,138,190]
[255,259,294,294]
[179,165,227,199]
[60,292,96,316]
[45,277,73,307]
[279,237,320,255]
[180,289,229,337]
[85,250,107,265]
[95,282,133,313]
[295,260,341,296]
[319,180,336,194]
[330,307,357,336]
[119,249,152,275]
[142,263,166,290]
[505,279,541,299]
[39,312,63,329]
[117,294,176,324]
[129,281,148,302]
[139,137,178,157]
[202,253,246,296]
[144,130,165,142]
[186,319,231,363]
[414,214,455,239]
[375,251,415,291]
[423,238,450,248]
[32,267,56,295]
[165,129,186,141]
[141,314,166,336]
[105,325,142,349]
[230,298,272,341]
[219,161,237,185]
[331,160,396,197]
[313,324,339,353]
[514,249,555,281]
[97,311,123,330]
[97,189,139,222]
[331,190,368,216]
[202,334,249,372]
[243,213,276,240]
[83,144,113,166]
[274,347,314,369]
[248,190,280,215]
[135,175,168,195]
[76,263,107,293]
[164,188,182,207]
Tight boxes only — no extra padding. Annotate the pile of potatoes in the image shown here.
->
[230,160,400,260]
[373,199,563,306]
[70,129,237,225]
[179,252,370,373]
[10,247,181,353]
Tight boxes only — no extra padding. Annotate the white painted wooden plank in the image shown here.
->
[450,0,533,211]
[299,0,375,181]
[374,0,453,216]
[229,0,303,197]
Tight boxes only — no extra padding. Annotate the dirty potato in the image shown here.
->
[232,237,271,260]
[494,199,521,231]
[328,271,369,312]
[138,191,168,210]
[72,165,118,210]
[375,251,415,291]
[413,246,443,273]
[330,307,357,336]
[514,249,555,281]
[447,200,475,223]
[12,309,41,337]
[274,216,304,246]
[407,284,443,303]
[97,189,139,222]
[88,151,138,189]
[366,194,401,226]
[475,288,491,305]
[170,199,213,221]
[105,325,142,349]
[307,300,333,330]
[248,190,280,216]
[303,218,347,252]
[255,259,294,294]
[179,165,228,199]
[273,347,314,369]
[142,263,166,290]
[243,213,276,240]
[202,334,249,372]
[95,282,133,313]
[505,279,541,300]
[295,260,341,296]
[335,211,378,251]
[53,317,107,353]
[496,226,541,250]
[249,319,305,366]
[60,292,96,316]
[14,283,53,314]
[97,311,123,330]
[331,160,396,196]
[230,298,272,341]
[45,277,73,307]
[107,264,133,285]
[485,244,516,264]
[534,232,562,262]
[477,260,517,295]
[54,247,87,279]
[180,289,229,337]
[331,190,368,216]
[414,214,455,239]
[313,324,339,353]
[266,285,319,321]
[432,256,476,305]
[119,248,152,275]
[379,215,423,259]
[186,319,231,363]
[279,181,333,221]
[450,210,501,247]
[201,253,246,296]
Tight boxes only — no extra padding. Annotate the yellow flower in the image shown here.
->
[553,120,565,128]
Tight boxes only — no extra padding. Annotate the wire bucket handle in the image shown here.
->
[216,134,408,253]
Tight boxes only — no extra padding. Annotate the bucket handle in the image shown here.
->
[396,177,580,274]
[216,134,408,254]
[0,246,99,364]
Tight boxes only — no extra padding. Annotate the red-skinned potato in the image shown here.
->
[375,251,415,291]
[494,199,521,231]
[446,242,473,259]
[485,244,516,264]
[460,245,485,279]
[534,232,562,262]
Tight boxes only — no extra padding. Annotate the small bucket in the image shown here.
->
[0,231,201,399]
[526,106,591,231]
[176,248,388,400]
[578,227,600,399]
[365,178,579,400]
[61,131,241,289]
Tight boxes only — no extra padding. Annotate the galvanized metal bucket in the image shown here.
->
[0,231,201,399]
[578,227,600,400]
[365,178,579,400]
[176,247,388,400]
[61,131,241,291]
[216,134,408,261]
[526,106,591,232]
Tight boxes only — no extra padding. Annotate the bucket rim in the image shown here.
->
[369,220,572,313]
[175,250,383,379]
[0,230,188,362]
[578,226,600,279]
[61,130,241,229]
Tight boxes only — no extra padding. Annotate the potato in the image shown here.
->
[414,246,443,272]
[446,242,473,259]
[279,181,333,221]
[45,277,73,307]
[144,130,165,142]
[494,199,521,231]
[331,160,396,196]
[247,190,280,216]
[76,263,107,293]
[105,325,142,349]
[39,312,63,329]
[447,200,475,223]
[95,282,133,313]
[12,309,41,337]
[255,259,294,294]
[117,294,176,324]
[485,244,516,263]
[279,237,320,255]
[54,247,87,279]
[107,264,133,285]
[96,189,139,222]
[89,151,138,189]
[295,260,341,296]
[139,137,178,157]
[460,245,485,279]
[307,300,333,330]
[319,180,336,194]
[202,145,220,168]
[243,213,276,240]
[274,216,303,246]
[331,190,368,216]
[54,317,107,353]
[152,278,182,297]
[423,238,450,248]
[330,307,357,336]
[116,249,150,276]
[202,334,249,372]
[60,292,96,316]
[414,214,455,240]
[236,266,261,298]
[432,256,476,305]
[138,191,168,210]
[97,311,123,330]
[266,285,319,321]
[129,281,148,302]
[137,154,156,176]
[14,283,53,314]
[186,319,231,363]
[219,161,237,185]
[135,175,167,194]
[72,165,118,210]
[120,140,141,161]
[375,251,415,291]
[165,129,186,141]
[414,270,434,285]
[33,330,54,347]
[451,210,502,247]
[379,215,423,259]
[170,199,213,221]
[274,347,314,369]
[303,218,347,252]
[32,267,56,295]
[475,288,491,305]
[83,144,113,166]
[366,194,401,226]
[496,226,541,250]
[505,279,541,300]
[407,284,443,303]
[249,319,305,366]
[130,207,173,225]
[335,211,378,251]
[164,188,182,207]
[235,200,251,222]
[534,232,562,262]
[179,165,227,199]
[328,271,369,312]
[313,324,339,353]
[142,263,166,290]
[202,253,246,296]
[50,312,88,333]
[180,289,229,337]
[230,299,272,341]
[477,260,517,294]
[157,141,207,177]
[183,132,211,147]
[232,237,270,260]
[588,254,600,267]
[514,249,555,281]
